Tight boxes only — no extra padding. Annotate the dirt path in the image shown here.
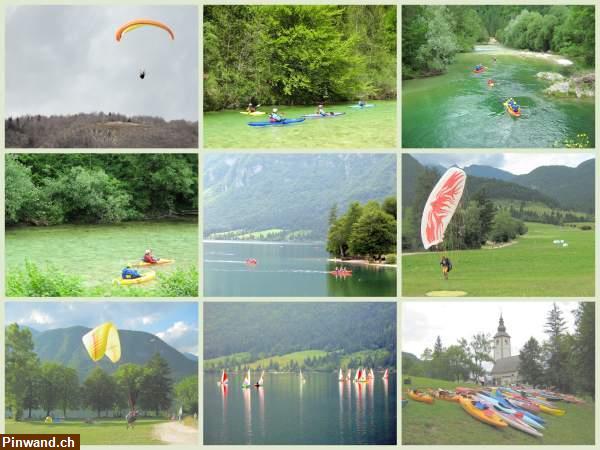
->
[152,421,198,445]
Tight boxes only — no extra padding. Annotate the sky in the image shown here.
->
[412,153,594,175]
[5,302,199,356]
[402,301,580,360]
[6,6,198,121]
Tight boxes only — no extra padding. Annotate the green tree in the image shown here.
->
[114,364,145,410]
[573,302,595,397]
[543,303,569,392]
[139,354,174,416]
[518,337,545,386]
[56,366,80,418]
[83,367,119,417]
[348,205,396,259]
[175,376,199,414]
[470,333,493,380]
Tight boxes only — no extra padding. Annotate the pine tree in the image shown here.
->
[518,337,544,386]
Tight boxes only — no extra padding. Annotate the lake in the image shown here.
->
[402,47,595,148]
[203,101,397,149]
[203,241,397,297]
[204,372,397,445]
[6,220,198,290]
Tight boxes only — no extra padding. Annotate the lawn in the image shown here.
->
[248,350,327,369]
[402,377,595,445]
[5,418,165,445]
[402,222,594,296]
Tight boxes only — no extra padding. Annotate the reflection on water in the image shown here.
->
[205,372,396,445]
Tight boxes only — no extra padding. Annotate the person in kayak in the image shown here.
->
[358,100,365,107]
[440,256,452,280]
[474,64,483,71]
[143,249,160,264]
[269,108,284,122]
[246,103,256,113]
[316,104,334,116]
[122,265,142,280]
[507,98,520,113]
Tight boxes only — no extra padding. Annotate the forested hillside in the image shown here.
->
[204,5,396,110]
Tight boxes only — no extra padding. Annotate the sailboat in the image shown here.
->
[338,368,344,382]
[218,369,228,386]
[346,368,352,381]
[360,367,368,383]
[242,369,251,388]
[254,370,264,387]
[382,368,389,380]
[300,369,306,384]
[368,368,375,380]
[354,368,361,382]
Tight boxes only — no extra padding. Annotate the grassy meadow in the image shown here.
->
[402,222,594,296]
[402,377,595,445]
[5,418,165,445]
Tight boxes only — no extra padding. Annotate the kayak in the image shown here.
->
[240,111,265,116]
[248,118,305,127]
[496,410,543,437]
[503,100,521,117]
[131,258,174,268]
[349,104,374,108]
[115,270,156,286]
[473,67,487,73]
[408,390,434,404]
[301,112,345,118]
[538,403,566,416]
[435,389,460,402]
[459,397,507,428]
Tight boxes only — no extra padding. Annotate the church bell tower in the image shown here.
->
[493,314,511,361]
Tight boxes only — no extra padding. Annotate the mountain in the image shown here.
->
[464,164,515,181]
[32,326,197,381]
[204,303,396,360]
[184,352,199,362]
[513,159,595,213]
[204,154,397,238]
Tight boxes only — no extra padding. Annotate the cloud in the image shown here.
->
[157,321,198,354]
[17,310,54,326]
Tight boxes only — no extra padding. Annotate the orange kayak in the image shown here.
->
[459,397,508,428]
[408,390,434,404]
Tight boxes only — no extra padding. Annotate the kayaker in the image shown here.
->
[358,100,365,107]
[122,265,142,280]
[143,249,159,264]
[508,98,520,113]
[440,256,452,280]
[269,108,284,123]
[316,104,334,116]
[475,64,483,71]
[246,103,256,113]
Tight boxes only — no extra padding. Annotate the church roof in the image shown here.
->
[494,314,511,338]
[491,355,520,375]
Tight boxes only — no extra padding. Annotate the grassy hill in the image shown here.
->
[403,376,595,445]
[402,222,594,296]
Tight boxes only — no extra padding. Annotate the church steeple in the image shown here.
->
[493,314,511,361]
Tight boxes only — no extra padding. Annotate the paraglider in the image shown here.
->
[115,19,175,42]
[81,322,121,363]
[421,167,467,250]
[139,70,146,80]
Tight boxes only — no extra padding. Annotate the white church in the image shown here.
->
[490,314,521,385]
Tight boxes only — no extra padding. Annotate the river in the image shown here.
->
[402,46,595,148]
[203,240,397,297]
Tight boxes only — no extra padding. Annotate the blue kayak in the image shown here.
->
[301,112,345,118]
[349,104,374,108]
[248,118,305,127]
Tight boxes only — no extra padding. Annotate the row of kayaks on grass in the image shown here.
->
[244,105,374,126]
[406,386,574,438]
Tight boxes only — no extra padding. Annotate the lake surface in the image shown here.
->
[204,101,396,149]
[204,372,397,445]
[203,241,397,297]
[6,220,198,289]
[402,47,595,148]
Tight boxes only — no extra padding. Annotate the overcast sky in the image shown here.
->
[5,302,198,356]
[412,153,594,175]
[402,302,580,361]
[6,6,198,121]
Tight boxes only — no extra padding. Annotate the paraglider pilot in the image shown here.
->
[440,256,452,280]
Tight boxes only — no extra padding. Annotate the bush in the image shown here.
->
[385,253,397,264]
[7,261,84,297]
[156,266,199,297]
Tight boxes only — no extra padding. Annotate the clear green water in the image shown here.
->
[402,50,595,148]
[204,241,397,297]
[6,220,198,288]
[204,101,397,149]
[204,372,397,445]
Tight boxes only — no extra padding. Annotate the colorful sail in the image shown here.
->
[368,368,375,379]
[346,368,352,380]
[354,368,361,382]
[81,322,121,363]
[383,368,389,380]
[360,368,367,382]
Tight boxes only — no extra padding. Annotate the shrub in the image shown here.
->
[7,261,84,297]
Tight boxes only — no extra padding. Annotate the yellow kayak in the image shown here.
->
[240,111,265,116]
[408,390,434,404]
[538,403,566,416]
[131,258,175,268]
[115,270,156,286]
[459,397,508,428]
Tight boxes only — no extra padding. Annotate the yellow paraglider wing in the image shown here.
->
[115,19,175,41]
[82,322,122,363]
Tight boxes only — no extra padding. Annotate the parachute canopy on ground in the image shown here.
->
[421,167,467,250]
[82,322,122,363]
[115,19,175,42]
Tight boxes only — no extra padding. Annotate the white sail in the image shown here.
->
[258,371,264,385]
[347,368,351,380]
[383,368,389,380]
[354,368,360,381]
[369,368,375,379]
[338,368,344,381]
[242,369,250,387]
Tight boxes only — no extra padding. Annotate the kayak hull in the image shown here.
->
[408,390,434,404]
[349,104,374,108]
[302,113,345,118]
[459,397,507,428]
[503,101,521,117]
[240,111,265,116]
[116,270,156,286]
[473,67,487,73]
[131,258,174,268]
[248,118,305,127]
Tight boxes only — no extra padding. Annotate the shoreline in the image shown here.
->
[328,257,397,268]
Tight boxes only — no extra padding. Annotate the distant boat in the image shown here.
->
[300,369,306,384]
[383,368,389,380]
[360,368,368,383]
[354,368,361,382]
[242,369,251,388]
[338,368,344,382]
[346,368,352,380]
[218,369,228,386]
[254,370,264,387]
[368,368,375,379]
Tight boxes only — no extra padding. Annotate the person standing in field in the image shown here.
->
[440,256,452,280]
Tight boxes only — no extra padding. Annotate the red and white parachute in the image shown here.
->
[421,167,467,249]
